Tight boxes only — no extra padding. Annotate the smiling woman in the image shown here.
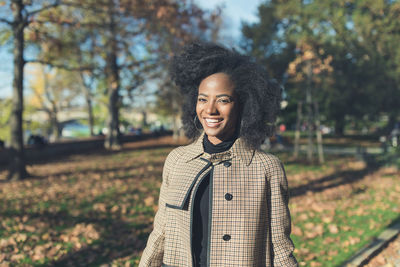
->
[196,73,239,144]
[139,42,298,267]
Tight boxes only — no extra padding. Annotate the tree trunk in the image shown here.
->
[50,112,60,140]
[314,101,324,164]
[49,101,60,141]
[141,110,148,129]
[294,101,302,159]
[334,115,345,136]
[81,79,95,136]
[104,49,121,150]
[8,0,28,180]
[79,39,96,137]
[306,61,313,162]
[104,7,121,150]
[86,96,95,136]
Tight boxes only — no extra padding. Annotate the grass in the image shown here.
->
[0,136,399,266]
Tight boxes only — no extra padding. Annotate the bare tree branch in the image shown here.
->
[119,58,157,70]
[31,19,112,28]
[27,0,61,17]
[0,18,12,25]
[61,0,155,19]
[25,59,96,72]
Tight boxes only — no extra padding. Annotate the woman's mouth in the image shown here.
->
[204,118,223,128]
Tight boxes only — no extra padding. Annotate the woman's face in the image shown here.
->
[196,72,239,145]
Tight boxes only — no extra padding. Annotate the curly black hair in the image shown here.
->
[170,42,282,150]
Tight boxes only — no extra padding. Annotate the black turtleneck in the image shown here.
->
[202,134,237,154]
[192,134,236,267]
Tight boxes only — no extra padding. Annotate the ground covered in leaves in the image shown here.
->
[0,136,399,266]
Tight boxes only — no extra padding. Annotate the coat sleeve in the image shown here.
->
[268,157,298,266]
[139,149,176,267]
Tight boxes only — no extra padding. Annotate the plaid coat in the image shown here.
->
[139,133,297,267]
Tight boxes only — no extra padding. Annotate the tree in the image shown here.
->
[288,41,333,163]
[152,3,224,138]
[31,0,219,149]
[0,97,12,142]
[0,0,61,180]
[241,0,400,137]
[28,64,81,140]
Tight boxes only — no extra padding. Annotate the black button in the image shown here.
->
[225,193,233,201]
[223,161,231,167]
[223,234,231,241]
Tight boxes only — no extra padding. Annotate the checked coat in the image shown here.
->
[139,133,298,267]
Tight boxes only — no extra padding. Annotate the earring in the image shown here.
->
[193,115,203,131]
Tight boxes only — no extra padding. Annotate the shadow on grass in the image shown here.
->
[0,140,180,183]
[3,203,152,266]
[289,155,383,198]
[27,161,165,182]
[49,213,148,266]
[27,143,178,167]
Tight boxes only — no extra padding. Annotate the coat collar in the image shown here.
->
[184,132,255,166]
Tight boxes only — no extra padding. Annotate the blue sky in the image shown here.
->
[197,0,262,41]
[0,0,263,98]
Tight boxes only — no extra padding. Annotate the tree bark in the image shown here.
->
[80,73,95,137]
[314,101,324,164]
[86,95,95,136]
[104,4,121,150]
[306,60,314,162]
[294,101,302,159]
[8,0,28,180]
[334,115,345,136]
[104,49,121,149]
[79,35,96,137]
[141,110,148,129]
[50,111,60,140]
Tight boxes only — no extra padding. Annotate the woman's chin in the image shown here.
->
[203,127,222,137]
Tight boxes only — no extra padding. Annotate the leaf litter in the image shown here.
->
[0,136,399,266]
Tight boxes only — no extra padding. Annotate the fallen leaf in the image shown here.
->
[328,224,339,234]
[144,196,154,206]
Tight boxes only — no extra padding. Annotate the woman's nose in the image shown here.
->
[206,100,217,114]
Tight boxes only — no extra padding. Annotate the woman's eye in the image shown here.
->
[218,98,231,103]
[198,98,207,102]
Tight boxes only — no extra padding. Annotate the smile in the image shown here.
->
[204,118,223,127]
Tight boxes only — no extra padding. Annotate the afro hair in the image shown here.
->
[170,41,282,150]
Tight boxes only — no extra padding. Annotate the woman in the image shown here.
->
[139,42,297,267]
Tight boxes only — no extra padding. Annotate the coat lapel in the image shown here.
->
[165,132,256,210]
[166,133,211,210]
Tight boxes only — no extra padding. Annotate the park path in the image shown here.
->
[364,234,400,267]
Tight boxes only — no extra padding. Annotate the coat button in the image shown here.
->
[223,234,231,241]
[225,193,233,201]
[223,161,231,167]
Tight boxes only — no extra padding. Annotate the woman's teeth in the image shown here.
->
[204,118,222,127]
[205,118,221,123]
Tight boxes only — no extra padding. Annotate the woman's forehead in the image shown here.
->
[198,73,235,95]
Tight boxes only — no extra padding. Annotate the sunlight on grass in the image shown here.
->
[0,140,399,266]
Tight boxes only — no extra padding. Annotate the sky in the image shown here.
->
[197,0,263,42]
[0,0,263,98]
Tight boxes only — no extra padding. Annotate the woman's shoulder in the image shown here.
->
[252,149,283,167]
[164,142,197,165]
[252,150,286,180]
[165,145,187,163]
